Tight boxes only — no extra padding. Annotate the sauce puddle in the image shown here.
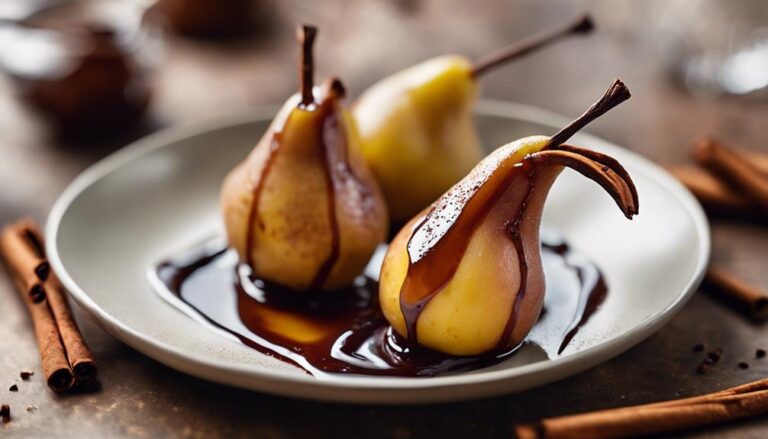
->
[151,232,607,377]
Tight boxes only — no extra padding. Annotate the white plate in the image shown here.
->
[47,102,710,404]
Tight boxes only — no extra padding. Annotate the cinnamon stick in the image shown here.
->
[693,138,768,210]
[43,268,98,384]
[705,265,768,322]
[5,262,74,392]
[23,221,97,384]
[745,150,768,174]
[669,166,759,217]
[0,220,49,302]
[0,219,97,391]
[516,378,768,439]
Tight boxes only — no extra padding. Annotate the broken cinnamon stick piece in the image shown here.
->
[669,165,760,217]
[516,378,768,439]
[705,266,768,322]
[693,138,768,210]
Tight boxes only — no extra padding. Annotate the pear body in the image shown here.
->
[379,136,557,355]
[221,90,388,291]
[353,56,483,222]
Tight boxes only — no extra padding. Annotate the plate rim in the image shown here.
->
[46,101,711,399]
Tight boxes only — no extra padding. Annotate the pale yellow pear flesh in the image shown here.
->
[380,136,563,356]
[221,90,388,291]
[353,56,483,222]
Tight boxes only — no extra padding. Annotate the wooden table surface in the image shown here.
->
[1,1,767,437]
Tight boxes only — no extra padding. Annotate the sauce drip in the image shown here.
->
[244,95,357,290]
[244,133,280,268]
[399,153,531,340]
[152,233,608,377]
[308,110,343,289]
[495,167,537,350]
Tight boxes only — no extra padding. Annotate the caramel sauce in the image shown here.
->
[152,233,607,377]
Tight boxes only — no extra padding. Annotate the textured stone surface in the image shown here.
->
[1,1,767,437]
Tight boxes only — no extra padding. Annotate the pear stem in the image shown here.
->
[548,79,631,149]
[297,24,317,106]
[470,14,593,78]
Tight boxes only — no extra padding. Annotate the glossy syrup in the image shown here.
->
[152,233,607,377]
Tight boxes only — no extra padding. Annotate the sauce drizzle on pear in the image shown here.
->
[309,105,343,290]
[399,154,528,341]
[495,166,537,350]
[245,84,369,290]
[244,133,281,270]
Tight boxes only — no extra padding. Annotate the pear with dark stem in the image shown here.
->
[379,80,638,356]
[221,25,388,291]
[354,14,594,222]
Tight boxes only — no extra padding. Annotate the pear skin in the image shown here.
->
[353,56,482,222]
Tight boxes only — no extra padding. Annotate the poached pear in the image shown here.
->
[221,26,388,291]
[379,80,638,356]
[354,14,594,222]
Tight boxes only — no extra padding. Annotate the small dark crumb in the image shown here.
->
[26,406,36,413]
[693,344,705,353]
[0,404,9,423]
[757,349,766,359]
[738,362,749,369]
[8,385,17,392]
[19,371,33,380]
[706,349,723,363]
[696,348,723,374]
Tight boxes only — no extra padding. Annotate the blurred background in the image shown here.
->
[1,1,767,437]
[3,0,768,271]
[2,0,768,211]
